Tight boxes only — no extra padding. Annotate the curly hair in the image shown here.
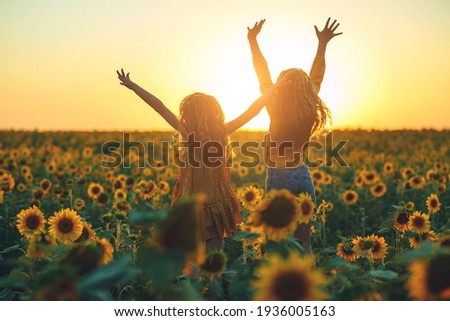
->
[274,68,331,145]
[179,93,228,146]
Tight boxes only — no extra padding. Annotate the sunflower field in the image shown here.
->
[0,129,449,301]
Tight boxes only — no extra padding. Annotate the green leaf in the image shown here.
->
[77,255,140,293]
[323,246,337,254]
[128,210,166,226]
[136,247,186,288]
[232,231,261,240]
[0,244,21,254]
[370,269,398,280]
[324,257,360,271]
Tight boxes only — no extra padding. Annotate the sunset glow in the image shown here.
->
[1,0,449,130]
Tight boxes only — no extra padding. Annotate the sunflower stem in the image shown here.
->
[115,220,122,251]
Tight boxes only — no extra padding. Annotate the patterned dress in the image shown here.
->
[171,148,241,241]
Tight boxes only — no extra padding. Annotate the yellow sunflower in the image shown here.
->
[0,173,15,192]
[369,235,388,261]
[401,167,415,179]
[383,162,394,174]
[39,178,52,193]
[238,166,249,177]
[96,193,109,207]
[73,198,85,211]
[361,170,379,185]
[437,183,446,194]
[426,169,437,181]
[342,189,358,206]
[409,230,436,249]
[325,202,334,212]
[404,201,415,211]
[142,167,153,177]
[336,242,357,262]
[113,200,132,216]
[113,189,127,200]
[254,164,266,175]
[27,230,57,260]
[409,176,426,189]
[48,208,83,244]
[354,175,364,188]
[87,182,104,199]
[16,206,46,238]
[408,211,430,234]
[238,186,263,211]
[322,174,332,185]
[75,222,96,243]
[310,169,324,184]
[97,238,114,265]
[200,250,227,280]
[425,194,441,214]
[249,189,300,242]
[21,166,31,176]
[393,210,410,232]
[136,179,158,200]
[406,254,450,300]
[297,193,315,224]
[158,180,171,195]
[252,253,327,300]
[82,146,93,158]
[113,179,124,190]
[352,236,372,257]
[17,183,28,193]
[370,182,387,198]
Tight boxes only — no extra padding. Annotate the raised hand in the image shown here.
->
[247,19,266,40]
[314,18,342,44]
[116,68,134,89]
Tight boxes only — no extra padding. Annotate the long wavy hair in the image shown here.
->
[179,92,228,146]
[273,68,331,146]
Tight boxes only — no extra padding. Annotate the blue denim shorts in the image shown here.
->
[266,166,316,205]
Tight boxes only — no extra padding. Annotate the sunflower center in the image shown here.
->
[396,212,409,225]
[346,193,355,201]
[273,270,309,300]
[426,255,450,295]
[371,242,380,253]
[202,253,226,273]
[301,201,312,215]
[98,193,108,203]
[412,217,425,228]
[375,185,383,193]
[245,192,255,202]
[366,174,374,180]
[92,186,100,194]
[42,181,50,190]
[441,238,450,247]
[58,218,74,234]
[343,246,354,256]
[260,197,296,228]
[430,199,437,208]
[26,215,40,230]
[361,240,374,250]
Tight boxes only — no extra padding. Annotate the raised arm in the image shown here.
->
[310,18,343,92]
[247,19,274,94]
[225,77,289,134]
[117,69,182,131]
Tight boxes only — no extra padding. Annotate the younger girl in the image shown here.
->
[247,18,342,253]
[117,69,287,252]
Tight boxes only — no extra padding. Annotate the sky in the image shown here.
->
[1,0,450,131]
